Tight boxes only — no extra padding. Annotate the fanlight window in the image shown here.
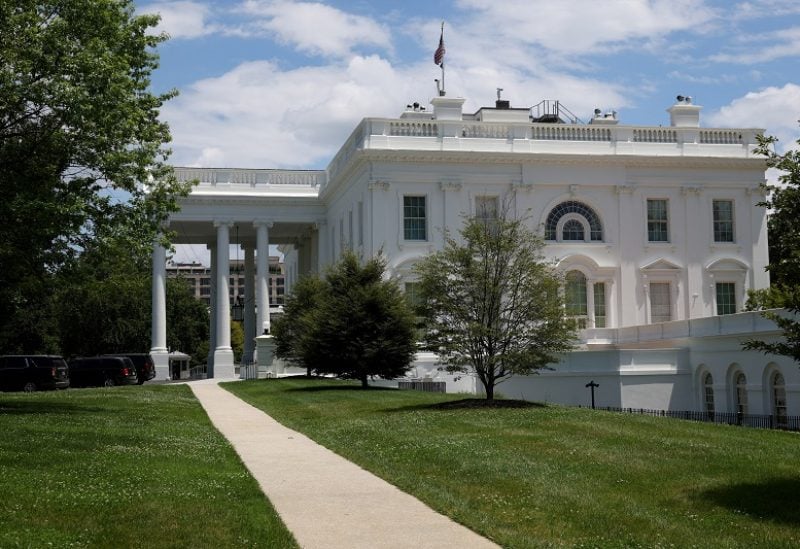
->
[545,201,603,241]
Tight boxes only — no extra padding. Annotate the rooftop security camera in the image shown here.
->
[594,108,602,115]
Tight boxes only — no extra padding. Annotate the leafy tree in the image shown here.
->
[231,320,244,364]
[744,131,800,362]
[415,209,577,401]
[272,275,327,376]
[0,0,189,353]
[274,252,417,387]
[166,278,209,366]
[314,252,417,387]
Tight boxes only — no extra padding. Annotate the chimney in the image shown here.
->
[667,95,701,127]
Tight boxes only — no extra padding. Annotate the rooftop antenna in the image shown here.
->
[496,88,503,101]
[433,21,446,96]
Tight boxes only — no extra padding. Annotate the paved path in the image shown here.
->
[189,380,499,549]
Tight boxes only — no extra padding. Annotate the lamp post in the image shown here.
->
[585,380,599,409]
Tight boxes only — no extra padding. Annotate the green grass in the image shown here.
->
[224,378,800,549]
[0,385,298,549]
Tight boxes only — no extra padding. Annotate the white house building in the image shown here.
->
[150,93,799,419]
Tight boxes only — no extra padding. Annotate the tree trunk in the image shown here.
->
[484,380,494,401]
[360,375,369,388]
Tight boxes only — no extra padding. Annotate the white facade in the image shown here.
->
[152,93,796,416]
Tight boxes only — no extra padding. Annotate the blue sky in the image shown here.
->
[136,0,800,172]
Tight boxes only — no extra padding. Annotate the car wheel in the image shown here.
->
[103,378,115,387]
[22,381,37,392]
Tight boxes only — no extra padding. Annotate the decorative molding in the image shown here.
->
[680,185,702,196]
[213,219,234,228]
[614,184,635,195]
[253,219,274,229]
[746,185,768,197]
[368,180,391,191]
[439,180,462,192]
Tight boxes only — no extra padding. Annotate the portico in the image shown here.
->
[150,169,327,380]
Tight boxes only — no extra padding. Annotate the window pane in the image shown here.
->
[713,200,734,242]
[562,219,585,241]
[403,196,427,241]
[736,372,748,414]
[593,282,606,328]
[650,282,671,322]
[715,282,736,315]
[703,372,714,414]
[565,271,588,316]
[647,199,669,242]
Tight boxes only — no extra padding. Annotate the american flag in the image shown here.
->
[434,26,445,66]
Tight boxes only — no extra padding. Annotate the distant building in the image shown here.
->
[166,257,285,308]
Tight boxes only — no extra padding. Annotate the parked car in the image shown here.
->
[103,353,156,384]
[0,355,70,392]
[68,356,139,388]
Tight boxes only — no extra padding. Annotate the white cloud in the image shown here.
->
[706,83,800,151]
[710,26,800,64]
[453,0,717,55]
[238,0,392,58]
[139,1,216,39]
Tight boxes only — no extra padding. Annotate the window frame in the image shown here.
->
[715,281,737,315]
[646,198,670,243]
[403,195,428,242]
[712,199,735,243]
[649,281,672,323]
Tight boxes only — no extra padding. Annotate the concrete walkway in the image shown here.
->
[189,380,499,549]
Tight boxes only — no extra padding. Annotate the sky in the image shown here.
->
[134,0,800,263]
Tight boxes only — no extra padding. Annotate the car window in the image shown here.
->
[2,357,28,369]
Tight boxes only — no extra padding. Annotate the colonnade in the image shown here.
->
[150,220,277,380]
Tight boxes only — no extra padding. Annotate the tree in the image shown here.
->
[272,275,327,376]
[744,131,800,362]
[274,252,417,387]
[314,252,417,387]
[166,278,209,366]
[415,209,577,401]
[0,0,190,353]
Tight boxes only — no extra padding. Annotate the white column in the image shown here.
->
[150,241,169,380]
[315,220,327,273]
[243,243,255,364]
[213,220,235,377]
[207,244,216,375]
[255,221,272,336]
[587,278,596,329]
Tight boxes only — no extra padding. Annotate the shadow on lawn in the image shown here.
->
[389,398,547,412]
[698,477,800,525]
[0,400,105,415]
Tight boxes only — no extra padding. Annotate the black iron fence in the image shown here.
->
[398,380,447,393]
[594,406,800,432]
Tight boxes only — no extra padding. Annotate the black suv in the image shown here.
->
[0,355,70,392]
[103,353,156,384]
[68,356,139,387]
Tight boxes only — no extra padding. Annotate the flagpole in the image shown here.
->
[440,22,445,96]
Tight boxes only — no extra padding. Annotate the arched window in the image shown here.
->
[562,219,585,241]
[772,371,787,427]
[545,201,603,241]
[565,271,588,327]
[735,372,748,415]
[703,372,714,415]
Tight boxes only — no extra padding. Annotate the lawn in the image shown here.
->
[0,385,297,549]
[225,378,800,549]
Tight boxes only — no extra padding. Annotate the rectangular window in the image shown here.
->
[647,199,669,242]
[716,282,736,315]
[650,282,672,323]
[593,282,606,328]
[475,196,498,221]
[357,201,364,246]
[713,200,734,242]
[403,196,427,241]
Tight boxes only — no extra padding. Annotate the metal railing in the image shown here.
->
[239,362,258,380]
[595,406,799,431]
[398,380,447,393]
